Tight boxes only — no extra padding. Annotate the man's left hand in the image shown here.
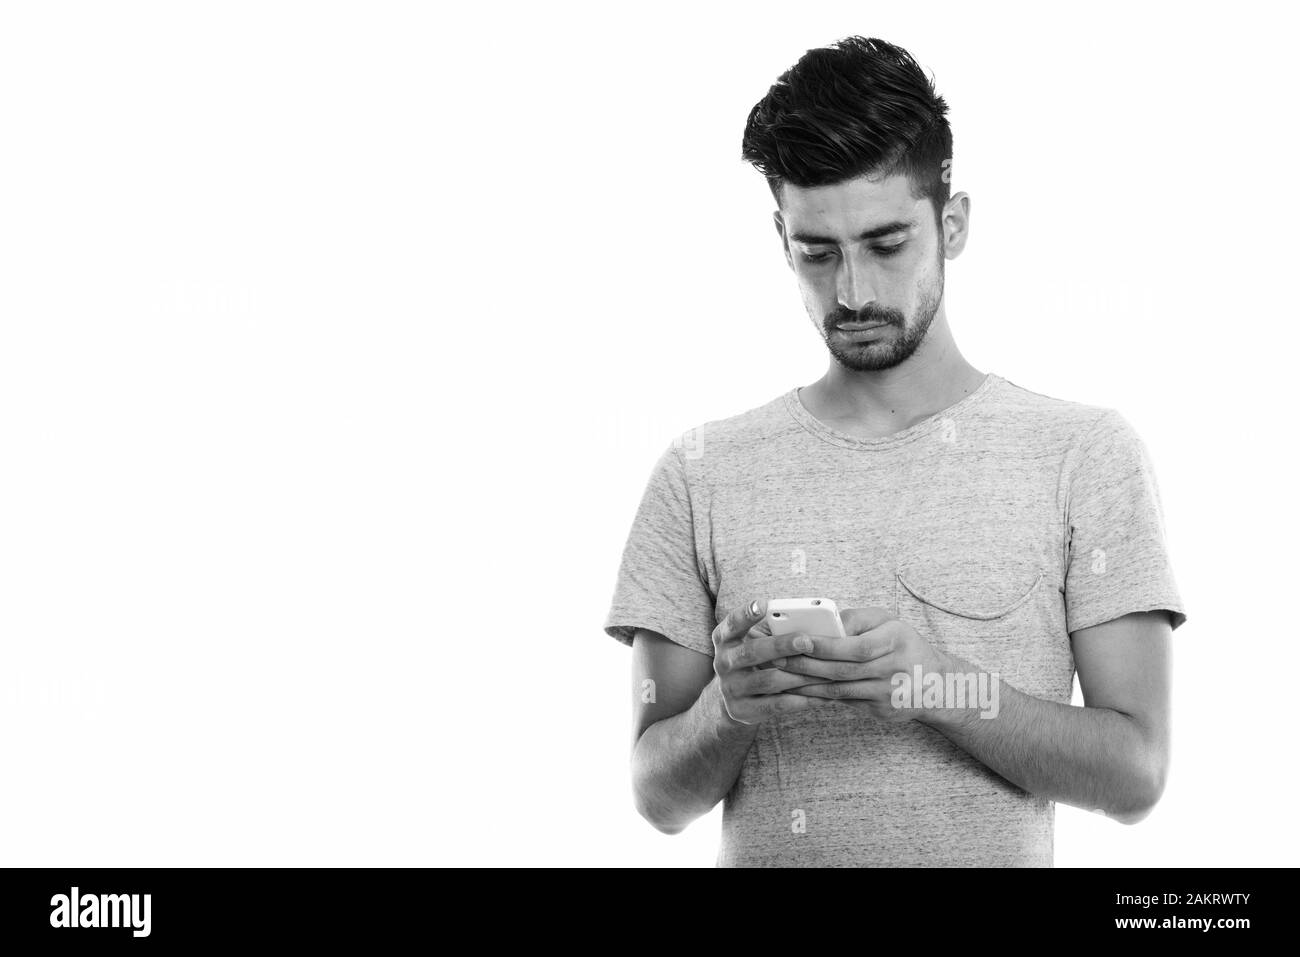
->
[778,607,953,722]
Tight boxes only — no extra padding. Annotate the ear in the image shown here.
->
[773,210,794,271]
[941,192,971,259]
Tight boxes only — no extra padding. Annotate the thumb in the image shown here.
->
[839,606,893,635]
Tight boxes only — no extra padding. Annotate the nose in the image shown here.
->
[836,250,876,312]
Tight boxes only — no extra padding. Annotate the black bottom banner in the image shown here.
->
[0,865,1286,946]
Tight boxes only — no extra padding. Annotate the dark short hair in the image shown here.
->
[741,36,952,225]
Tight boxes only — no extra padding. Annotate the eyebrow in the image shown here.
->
[789,219,917,245]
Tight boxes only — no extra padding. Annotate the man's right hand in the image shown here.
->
[711,599,841,725]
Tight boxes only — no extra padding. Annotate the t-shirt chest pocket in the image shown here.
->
[893,554,1047,678]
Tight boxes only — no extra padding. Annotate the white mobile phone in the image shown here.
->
[765,598,847,639]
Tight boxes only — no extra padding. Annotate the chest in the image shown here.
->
[704,449,1075,700]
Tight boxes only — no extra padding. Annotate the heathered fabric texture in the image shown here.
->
[605,373,1186,867]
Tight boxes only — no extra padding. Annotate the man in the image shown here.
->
[603,36,1185,867]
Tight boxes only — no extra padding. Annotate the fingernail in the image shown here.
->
[749,600,761,617]
[794,635,813,652]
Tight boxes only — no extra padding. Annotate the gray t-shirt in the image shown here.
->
[604,372,1186,867]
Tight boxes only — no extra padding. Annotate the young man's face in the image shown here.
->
[775,172,946,372]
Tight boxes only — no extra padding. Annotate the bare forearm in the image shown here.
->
[918,657,1166,823]
[631,678,759,834]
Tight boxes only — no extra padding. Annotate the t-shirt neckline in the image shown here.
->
[784,372,1002,451]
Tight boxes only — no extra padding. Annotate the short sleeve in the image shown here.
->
[603,443,717,656]
[1064,409,1187,634]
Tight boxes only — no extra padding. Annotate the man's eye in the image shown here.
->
[801,252,833,263]
[873,243,905,257]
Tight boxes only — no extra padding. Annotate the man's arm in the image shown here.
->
[782,607,1173,823]
[919,610,1172,823]
[629,600,835,834]
[629,630,757,834]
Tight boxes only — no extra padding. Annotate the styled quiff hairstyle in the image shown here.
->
[741,36,952,227]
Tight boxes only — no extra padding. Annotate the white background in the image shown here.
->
[1,1,1295,866]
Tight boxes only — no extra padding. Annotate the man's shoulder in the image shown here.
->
[668,389,800,462]
[984,375,1118,444]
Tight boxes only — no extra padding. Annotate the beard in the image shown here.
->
[819,256,944,372]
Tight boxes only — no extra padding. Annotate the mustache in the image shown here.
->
[824,305,904,331]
